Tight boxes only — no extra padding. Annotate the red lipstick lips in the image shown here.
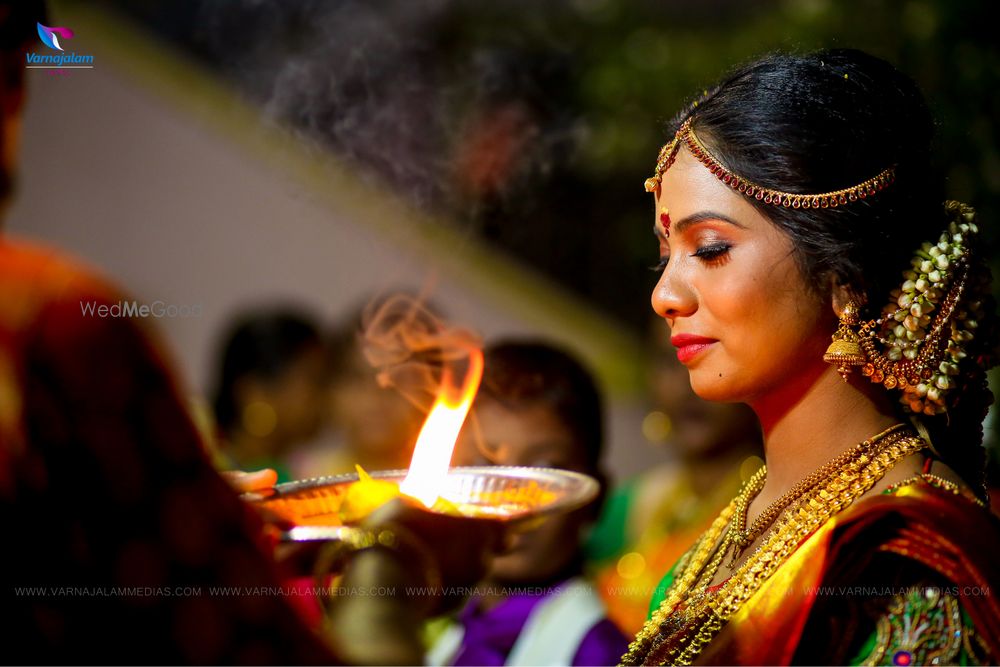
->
[670,334,718,364]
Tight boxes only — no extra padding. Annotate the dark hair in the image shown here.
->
[674,48,996,497]
[211,309,323,434]
[1,0,47,202]
[0,1,47,52]
[479,340,604,473]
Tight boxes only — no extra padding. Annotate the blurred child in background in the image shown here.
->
[210,308,330,482]
[428,340,628,666]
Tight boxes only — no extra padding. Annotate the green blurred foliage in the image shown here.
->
[424,0,999,329]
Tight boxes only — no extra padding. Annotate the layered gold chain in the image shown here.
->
[620,426,925,665]
[728,424,909,566]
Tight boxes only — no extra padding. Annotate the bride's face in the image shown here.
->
[650,147,834,404]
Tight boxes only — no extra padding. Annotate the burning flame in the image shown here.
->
[399,348,484,507]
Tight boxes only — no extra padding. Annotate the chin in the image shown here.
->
[686,366,746,403]
[489,553,532,581]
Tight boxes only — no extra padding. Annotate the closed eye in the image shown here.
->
[692,243,732,265]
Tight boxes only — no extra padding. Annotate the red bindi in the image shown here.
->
[659,209,671,236]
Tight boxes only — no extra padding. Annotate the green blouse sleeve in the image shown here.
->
[647,562,679,620]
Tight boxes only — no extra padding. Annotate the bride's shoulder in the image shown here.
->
[863,455,982,507]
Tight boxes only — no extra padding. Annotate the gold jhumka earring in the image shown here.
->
[823,301,866,381]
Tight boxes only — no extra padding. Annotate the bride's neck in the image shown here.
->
[751,363,901,493]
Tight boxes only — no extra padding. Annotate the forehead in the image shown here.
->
[476,399,582,455]
[477,399,569,436]
[655,148,771,229]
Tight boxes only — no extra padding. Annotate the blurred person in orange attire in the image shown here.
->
[0,4,500,662]
[427,340,628,666]
[585,318,762,636]
[210,307,330,483]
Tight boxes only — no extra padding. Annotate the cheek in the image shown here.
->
[500,517,580,574]
[703,275,759,331]
[451,432,485,466]
[689,253,828,399]
[696,258,778,356]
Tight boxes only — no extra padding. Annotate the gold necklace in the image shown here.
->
[727,423,908,566]
[620,427,925,666]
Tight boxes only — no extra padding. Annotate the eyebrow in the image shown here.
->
[653,210,747,239]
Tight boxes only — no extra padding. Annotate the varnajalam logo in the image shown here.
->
[36,23,74,51]
[26,23,95,69]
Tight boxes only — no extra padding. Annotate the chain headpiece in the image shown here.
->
[644,117,896,209]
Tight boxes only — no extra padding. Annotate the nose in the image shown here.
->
[651,262,697,322]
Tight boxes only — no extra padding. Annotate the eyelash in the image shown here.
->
[651,243,733,272]
[693,243,732,263]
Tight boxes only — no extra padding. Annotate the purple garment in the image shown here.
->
[450,581,629,667]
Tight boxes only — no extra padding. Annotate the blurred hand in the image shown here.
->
[325,498,505,664]
[364,497,504,608]
[222,468,306,566]
[222,468,278,493]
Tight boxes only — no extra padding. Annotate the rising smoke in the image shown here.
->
[195,0,584,225]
